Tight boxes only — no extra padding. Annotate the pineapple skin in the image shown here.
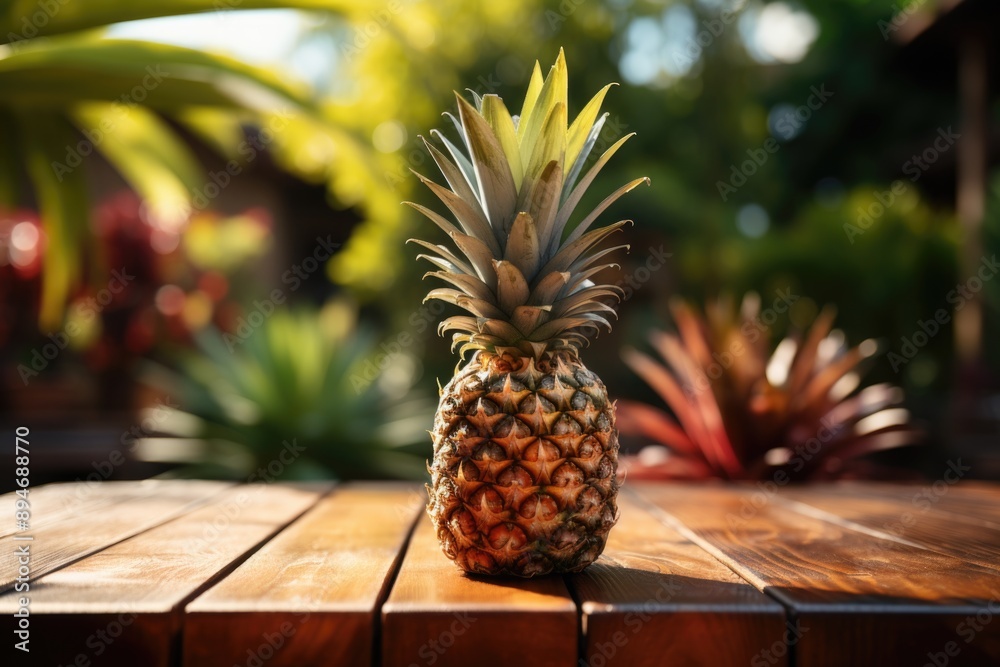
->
[427,350,618,577]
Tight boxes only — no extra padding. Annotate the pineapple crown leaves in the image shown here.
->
[406,48,649,359]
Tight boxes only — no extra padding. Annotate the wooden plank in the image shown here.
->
[960,481,1000,498]
[634,483,1000,667]
[0,479,217,538]
[184,483,423,667]
[0,483,326,667]
[0,480,230,590]
[568,491,788,666]
[821,481,1000,526]
[781,485,1000,571]
[382,508,578,667]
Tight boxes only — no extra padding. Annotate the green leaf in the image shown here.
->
[504,211,540,279]
[517,61,544,139]
[564,112,606,199]
[493,259,529,316]
[566,84,614,170]
[553,133,635,251]
[0,0,358,44]
[481,94,522,190]
[423,271,494,303]
[519,49,567,168]
[563,176,649,247]
[528,270,570,306]
[416,143,498,256]
[425,288,505,319]
[412,170,501,257]
[455,94,517,234]
[0,37,316,114]
[407,239,477,280]
[539,220,630,276]
[432,122,478,195]
[175,107,250,160]
[18,111,90,330]
[73,102,203,226]
[523,101,566,183]
[510,305,550,336]
[524,160,563,259]
[448,230,496,288]
[0,108,21,209]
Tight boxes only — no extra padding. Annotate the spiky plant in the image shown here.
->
[408,50,648,577]
[619,295,921,481]
[145,301,432,481]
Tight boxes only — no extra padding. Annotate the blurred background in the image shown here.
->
[1,0,997,489]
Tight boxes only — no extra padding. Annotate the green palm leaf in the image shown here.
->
[0,37,317,112]
[0,0,357,44]
[0,36,330,326]
[17,111,89,329]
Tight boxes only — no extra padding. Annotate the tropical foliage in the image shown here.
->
[619,295,922,480]
[143,299,432,479]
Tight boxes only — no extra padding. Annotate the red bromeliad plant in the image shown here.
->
[619,294,921,481]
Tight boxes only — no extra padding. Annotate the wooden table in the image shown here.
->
[3,480,999,666]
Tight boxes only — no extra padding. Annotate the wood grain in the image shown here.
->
[809,481,1000,526]
[0,479,243,539]
[781,485,1000,571]
[184,483,424,667]
[382,509,578,667]
[0,483,326,667]
[0,479,231,590]
[633,483,1000,667]
[7,479,1000,667]
[567,490,787,666]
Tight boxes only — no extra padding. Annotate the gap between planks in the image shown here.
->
[0,482,332,667]
[183,483,426,667]
[0,479,236,592]
[631,482,1000,667]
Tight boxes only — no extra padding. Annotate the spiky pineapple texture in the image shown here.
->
[407,48,648,358]
[619,295,921,481]
[408,50,646,576]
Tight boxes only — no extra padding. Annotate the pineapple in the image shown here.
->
[408,50,648,577]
